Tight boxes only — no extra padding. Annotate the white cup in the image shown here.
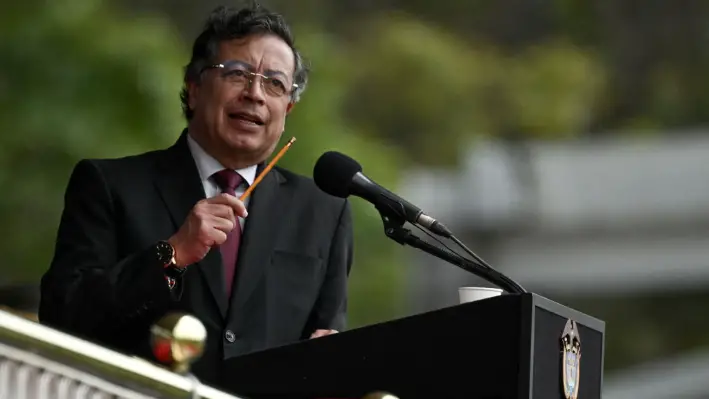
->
[458,287,503,304]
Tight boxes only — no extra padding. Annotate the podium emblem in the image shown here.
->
[561,319,581,399]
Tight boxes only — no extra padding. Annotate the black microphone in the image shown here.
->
[313,151,452,238]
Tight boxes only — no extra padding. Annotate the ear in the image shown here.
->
[281,102,295,133]
[187,80,201,112]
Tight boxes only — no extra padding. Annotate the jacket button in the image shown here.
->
[225,330,236,343]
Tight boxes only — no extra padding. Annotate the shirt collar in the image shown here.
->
[186,133,257,187]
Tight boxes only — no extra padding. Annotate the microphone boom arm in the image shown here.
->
[377,206,526,295]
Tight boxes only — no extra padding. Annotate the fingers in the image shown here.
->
[202,203,236,222]
[209,229,228,247]
[310,329,338,339]
[180,194,247,256]
[185,210,231,245]
[207,193,248,218]
[193,204,236,231]
[208,214,236,234]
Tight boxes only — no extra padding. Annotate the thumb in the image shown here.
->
[310,329,338,339]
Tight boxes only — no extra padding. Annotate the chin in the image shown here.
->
[223,129,261,148]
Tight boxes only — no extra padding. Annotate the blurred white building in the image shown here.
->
[400,133,709,302]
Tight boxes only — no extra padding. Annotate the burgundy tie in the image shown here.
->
[212,169,243,298]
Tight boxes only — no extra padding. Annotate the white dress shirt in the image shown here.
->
[186,133,257,230]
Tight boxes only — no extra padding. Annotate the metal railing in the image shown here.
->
[0,309,241,399]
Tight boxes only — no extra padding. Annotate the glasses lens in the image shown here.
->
[263,77,287,97]
[222,65,249,85]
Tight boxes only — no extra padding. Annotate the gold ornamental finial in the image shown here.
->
[150,313,207,374]
[361,392,399,399]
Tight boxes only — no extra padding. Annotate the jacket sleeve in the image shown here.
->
[39,159,182,354]
[302,199,354,336]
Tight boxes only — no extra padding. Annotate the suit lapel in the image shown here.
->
[229,166,291,316]
[154,132,229,317]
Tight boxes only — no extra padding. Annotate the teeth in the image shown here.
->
[236,117,257,125]
[229,113,261,125]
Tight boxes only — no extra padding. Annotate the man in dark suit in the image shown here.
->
[38,3,353,390]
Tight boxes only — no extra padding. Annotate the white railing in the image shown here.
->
[0,309,241,399]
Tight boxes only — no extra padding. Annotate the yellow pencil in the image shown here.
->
[239,137,296,201]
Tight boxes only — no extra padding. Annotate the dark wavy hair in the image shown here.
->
[179,3,309,120]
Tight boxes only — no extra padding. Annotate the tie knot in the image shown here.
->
[212,169,243,192]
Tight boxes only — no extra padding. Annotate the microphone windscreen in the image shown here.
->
[313,151,362,198]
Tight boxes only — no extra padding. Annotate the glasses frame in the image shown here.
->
[202,61,298,98]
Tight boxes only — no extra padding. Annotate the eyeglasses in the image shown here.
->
[202,61,298,98]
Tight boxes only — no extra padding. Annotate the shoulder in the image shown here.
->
[68,148,167,185]
[59,148,175,205]
[80,148,164,175]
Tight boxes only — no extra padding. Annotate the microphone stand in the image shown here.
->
[377,207,526,295]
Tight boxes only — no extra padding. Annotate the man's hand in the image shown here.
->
[168,193,248,266]
[310,329,339,339]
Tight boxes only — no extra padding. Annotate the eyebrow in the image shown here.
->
[227,60,289,81]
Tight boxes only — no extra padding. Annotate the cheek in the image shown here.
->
[268,103,289,131]
[199,84,230,117]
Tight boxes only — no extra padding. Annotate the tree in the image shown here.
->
[340,12,605,167]
[0,0,186,281]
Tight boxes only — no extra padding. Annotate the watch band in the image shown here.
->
[164,266,186,291]
[156,240,181,290]
[165,276,177,290]
[164,265,186,279]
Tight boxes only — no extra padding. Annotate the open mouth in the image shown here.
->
[228,112,265,126]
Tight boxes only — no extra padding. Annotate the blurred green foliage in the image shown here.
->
[341,12,605,166]
[0,0,186,282]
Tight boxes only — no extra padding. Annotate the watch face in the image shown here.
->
[156,241,174,264]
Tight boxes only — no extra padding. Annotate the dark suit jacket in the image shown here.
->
[39,131,353,390]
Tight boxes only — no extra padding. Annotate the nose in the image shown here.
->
[241,76,266,105]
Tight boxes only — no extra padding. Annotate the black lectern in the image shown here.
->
[222,293,605,399]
